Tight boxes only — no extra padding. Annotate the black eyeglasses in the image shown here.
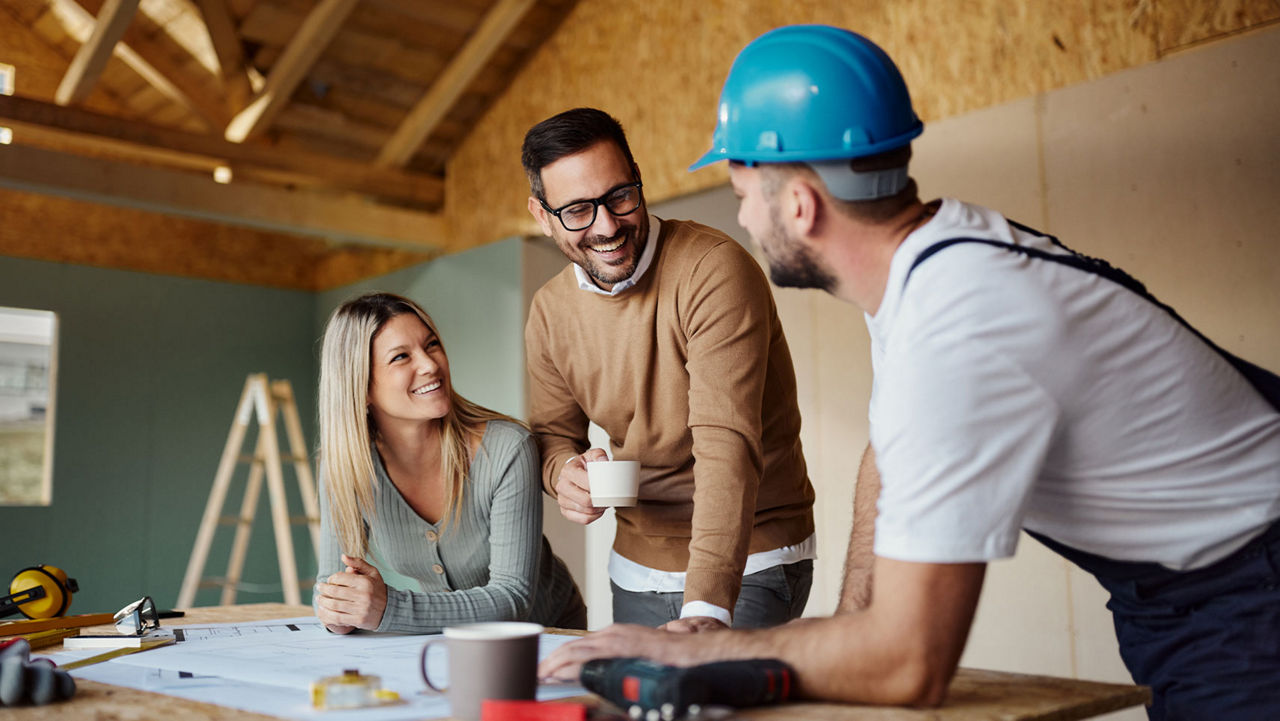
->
[540,181,643,232]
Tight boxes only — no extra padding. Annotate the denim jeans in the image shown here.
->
[610,559,813,629]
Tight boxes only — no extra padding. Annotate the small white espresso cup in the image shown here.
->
[587,460,640,507]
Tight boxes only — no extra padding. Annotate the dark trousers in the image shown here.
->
[610,559,813,629]
[551,583,589,631]
[1030,521,1280,720]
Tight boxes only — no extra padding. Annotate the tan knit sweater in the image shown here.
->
[525,218,815,612]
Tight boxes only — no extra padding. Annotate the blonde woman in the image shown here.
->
[313,292,585,633]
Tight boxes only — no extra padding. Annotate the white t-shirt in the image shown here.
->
[867,199,1280,571]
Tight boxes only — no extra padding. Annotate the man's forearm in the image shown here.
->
[839,443,880,612]
[681,421,761,612]
[668,558,984,706]
[540,559,986,708]
[694,611,935,704]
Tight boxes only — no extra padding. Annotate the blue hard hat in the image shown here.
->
[690,25,923,171]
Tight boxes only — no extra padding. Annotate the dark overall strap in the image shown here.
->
[903,220,1280,413]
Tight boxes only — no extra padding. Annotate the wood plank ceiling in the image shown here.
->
[0,0,577,288]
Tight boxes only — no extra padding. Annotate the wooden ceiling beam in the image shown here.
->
[111,43,213,130]
[240,8,449,87]
[375,0,535,168]
[195,0,254,112]
[275,104,390,151]
[48,0,214,131]
[0,143,446,250]
[55,0,140,106]
[361,0,485,37]
[224,0,359,143]
[75,0,231,127]
[0,94,443,207]
[0,4,132,116]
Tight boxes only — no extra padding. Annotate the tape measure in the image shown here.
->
[0,566,78,619]
[310,669,399,710]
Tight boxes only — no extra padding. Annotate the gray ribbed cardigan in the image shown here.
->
[315,420,580,632]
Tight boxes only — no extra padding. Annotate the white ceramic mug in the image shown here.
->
[420,622,543,721]
[586,460,640,507]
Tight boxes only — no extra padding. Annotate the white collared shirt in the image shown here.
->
[608,536,817,624]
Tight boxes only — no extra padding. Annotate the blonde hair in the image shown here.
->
[318,292,520,558]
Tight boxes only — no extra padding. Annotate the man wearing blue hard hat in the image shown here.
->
[541,25,1280,719]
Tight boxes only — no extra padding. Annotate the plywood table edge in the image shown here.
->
[949,667,1151,719]
[14,605,1150,721]
[10,604,314,721]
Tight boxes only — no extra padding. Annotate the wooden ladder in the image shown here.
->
[177,374,321,608]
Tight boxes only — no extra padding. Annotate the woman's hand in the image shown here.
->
[314,554,389,632]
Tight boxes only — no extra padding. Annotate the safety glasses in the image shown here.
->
[113,595,160,636]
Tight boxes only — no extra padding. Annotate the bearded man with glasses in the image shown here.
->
[522,107,817,632]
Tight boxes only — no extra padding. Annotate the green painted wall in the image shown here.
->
[0,237,528,618]
[315,237,526,420]
[0,257,319,616]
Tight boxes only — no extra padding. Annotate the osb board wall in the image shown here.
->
[443,0,1280,253]
[0,190,432,291]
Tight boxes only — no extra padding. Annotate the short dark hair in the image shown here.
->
[521,107,636,201]
[759,145,917,224]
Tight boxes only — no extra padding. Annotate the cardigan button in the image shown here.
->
[432,564,445,575]
[425,529,438,542]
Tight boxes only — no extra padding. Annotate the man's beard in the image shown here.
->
[763,203,836,292]
[581,221,646,286]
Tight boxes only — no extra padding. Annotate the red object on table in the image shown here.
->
[480,699,587,721]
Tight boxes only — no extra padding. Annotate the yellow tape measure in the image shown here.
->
[311,669,400,710]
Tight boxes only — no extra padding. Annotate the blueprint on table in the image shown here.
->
[41,617,586,721]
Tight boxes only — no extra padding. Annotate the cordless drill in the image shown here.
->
[579,656,795,718]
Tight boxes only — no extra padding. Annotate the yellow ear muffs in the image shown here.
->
[1,565,78,619]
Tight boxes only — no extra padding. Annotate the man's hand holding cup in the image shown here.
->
[554,449,640,524]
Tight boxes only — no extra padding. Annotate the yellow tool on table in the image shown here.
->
[0,591,179,709]
[2,594,177,673]
[0,613,114,637]
[0,564,113,642]
[61,595,175,666]
[59,635,176,671]
[311,669,400,710]
[18,628,78,651]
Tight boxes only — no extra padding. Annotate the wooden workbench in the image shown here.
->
[11,603,1149,720]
